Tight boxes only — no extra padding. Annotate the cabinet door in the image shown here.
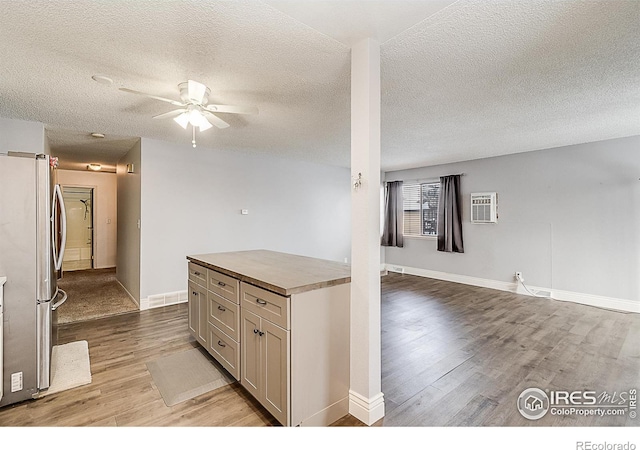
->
[189,282,207,347]
[188,281,199,339]
[197,284,208,346]
[241,309,261,399]
[262,320,290,426]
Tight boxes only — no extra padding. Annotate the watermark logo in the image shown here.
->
[517,387,550,420]
[517,387,637,420]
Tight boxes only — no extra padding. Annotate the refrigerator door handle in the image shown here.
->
[52,184,67,271]
[51,288,67,311]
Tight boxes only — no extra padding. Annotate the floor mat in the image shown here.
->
[146,347,233,407]
[38,340,92,397]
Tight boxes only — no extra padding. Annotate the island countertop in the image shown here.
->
[187,250,351,296]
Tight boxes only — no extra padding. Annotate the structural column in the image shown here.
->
[349,37,384,425]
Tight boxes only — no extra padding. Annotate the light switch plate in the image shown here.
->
[241,209,248,215]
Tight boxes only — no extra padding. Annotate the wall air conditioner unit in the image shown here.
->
[470,192,497,223]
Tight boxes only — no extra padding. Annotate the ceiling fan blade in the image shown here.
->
[152,109,187,120]
[119,87,184,107]
[202,111,230,129]
[204,104,259,115]
[187,80,208,104]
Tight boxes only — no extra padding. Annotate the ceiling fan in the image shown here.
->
[119,80,258,147]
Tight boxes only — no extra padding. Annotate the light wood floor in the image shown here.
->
[1,273,638,427]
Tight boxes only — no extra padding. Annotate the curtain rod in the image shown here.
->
[385,173,466,183]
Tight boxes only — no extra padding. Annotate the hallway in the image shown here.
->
[56,268,138,324]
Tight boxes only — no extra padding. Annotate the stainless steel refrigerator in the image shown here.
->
[0,152,67,407]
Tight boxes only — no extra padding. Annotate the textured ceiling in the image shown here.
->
[0,0,638,172]
[47,128,139,172]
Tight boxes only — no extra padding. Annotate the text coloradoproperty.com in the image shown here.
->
[552,407,628,416]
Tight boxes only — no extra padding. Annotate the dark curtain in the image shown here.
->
[381,181,404,248]
[437,175,464,253]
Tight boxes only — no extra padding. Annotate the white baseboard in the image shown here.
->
[550,288,639,314]
[348,390,385,426]
[384,264,639,314]
[299,397,349,427]
[140,290,188,311]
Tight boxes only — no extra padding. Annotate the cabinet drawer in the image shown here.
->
[188,262,207,287]
[207,292,240,342]
[208,323,240,381]
[208,270,240,304]
[241,282,290,330]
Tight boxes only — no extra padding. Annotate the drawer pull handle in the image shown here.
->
[254,329,264,337]
[217,340,226,348]
[217,305,226,312]
[256,298,267,305]
[194,271,201,276]
[259,331,264,336]
[218,281,226,287]
[192,291,197,296]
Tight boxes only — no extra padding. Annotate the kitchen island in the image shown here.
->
[186,250,351,427]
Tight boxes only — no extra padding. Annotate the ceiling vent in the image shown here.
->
[471,192,497,223]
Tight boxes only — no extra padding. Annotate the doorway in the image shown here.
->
[62,186,94,271]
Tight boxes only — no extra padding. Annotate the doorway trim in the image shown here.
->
[61,184,97,271]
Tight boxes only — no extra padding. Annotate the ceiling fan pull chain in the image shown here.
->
[192,125,197,148]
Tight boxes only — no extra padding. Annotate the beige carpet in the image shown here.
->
[147,347,234,407]
[37,340,92,397]
[56,268,138,324]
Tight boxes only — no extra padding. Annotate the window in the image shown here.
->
[403,182,440,236]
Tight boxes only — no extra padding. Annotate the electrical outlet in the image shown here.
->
[515,271,523,280]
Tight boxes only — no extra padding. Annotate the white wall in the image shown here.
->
[117,140,141,303]
[384,135,640,304]
[139,138,351,300]
[0,117,44,153]
[57,170,117,268]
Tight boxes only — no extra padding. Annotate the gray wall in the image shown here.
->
[116,140,141,303]
[384,135,640,302]
[139,138,351,300]
[0,117,44,153]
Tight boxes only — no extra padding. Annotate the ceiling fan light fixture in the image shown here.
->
[198,117,213,131]
[174,112,190,129]
[188,109,204,127]
[193,111,213,131]
[87,163,102,171]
